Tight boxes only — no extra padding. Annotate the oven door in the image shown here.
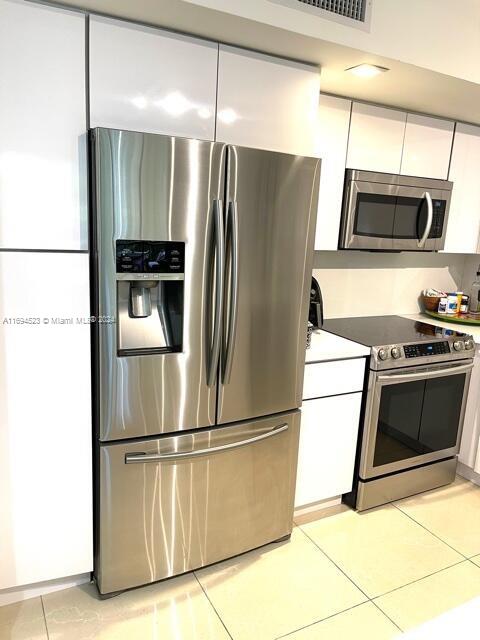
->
[341,180,449,251]
[359,361,473,479]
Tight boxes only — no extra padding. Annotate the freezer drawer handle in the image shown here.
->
[124,423,289,464]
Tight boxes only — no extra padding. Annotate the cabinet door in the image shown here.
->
[216,45,320,156]
[315,95,352,250]
[0,1,87,250]
[0,253,92,589]
[444,123,480,253]
[89,16,218,140]
[295,393,362,508]
[401,114,454,179]
[459,346,480,471]
[346,102,406,173]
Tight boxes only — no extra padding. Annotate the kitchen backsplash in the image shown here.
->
[313,251,468,319]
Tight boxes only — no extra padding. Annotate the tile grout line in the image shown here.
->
[193,572,234,640]
[273,601,371,640]
[296,524,370,600]
[40,596,50,640]
[369,599,404,634]
[391,501,470,560]
[371,559,466,601]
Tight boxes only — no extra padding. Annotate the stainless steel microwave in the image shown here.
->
[339,170,453,251]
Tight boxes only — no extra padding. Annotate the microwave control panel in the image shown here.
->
[404,341,450,358]
[116,240,185,274]
[429,200,446,239]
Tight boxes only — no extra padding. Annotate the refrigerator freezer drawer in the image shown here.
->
[96,410,300,594]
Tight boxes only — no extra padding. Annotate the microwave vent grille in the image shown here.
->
[296,0,366,21]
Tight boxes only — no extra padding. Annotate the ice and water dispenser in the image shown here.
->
[116,240,184,355]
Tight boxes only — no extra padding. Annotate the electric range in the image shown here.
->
[322,316,475,510]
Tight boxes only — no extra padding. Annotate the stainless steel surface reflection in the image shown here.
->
[93,129,224,439]
[97,411,300,594]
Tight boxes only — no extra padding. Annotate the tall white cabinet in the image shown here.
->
[315,94,351,250]
[216,45,320,156]
[0,0,87,251]
[0,253,92,590]
[89,16,218,140]
[0,0,92,595]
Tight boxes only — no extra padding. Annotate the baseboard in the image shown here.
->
[294,496,342,518]
[457,462,480,487]
[0,573,91,607]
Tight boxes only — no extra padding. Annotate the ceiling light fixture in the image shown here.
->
[346,63,390,78]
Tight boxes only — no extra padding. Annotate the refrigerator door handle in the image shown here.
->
[222,200,239,384]
[207,199,225,387]
[125,423,289,463]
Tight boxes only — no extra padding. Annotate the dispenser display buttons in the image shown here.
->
[116,240,185,274]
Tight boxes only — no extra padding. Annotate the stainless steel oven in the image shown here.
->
[360,359,472,480]
[339,170,453,251]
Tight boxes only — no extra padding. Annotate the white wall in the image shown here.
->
[183,0,480,85]
[313,251,467,319]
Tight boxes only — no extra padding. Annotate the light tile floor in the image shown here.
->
[2,476,480,640]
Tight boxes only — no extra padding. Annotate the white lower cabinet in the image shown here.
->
[295,393,362,508]
[0,252,92,590]
[459,345,480,475]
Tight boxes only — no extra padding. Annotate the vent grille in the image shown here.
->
[296,0,366,21]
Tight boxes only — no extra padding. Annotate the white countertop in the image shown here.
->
[404,313,480,345]
[306,329,370,363]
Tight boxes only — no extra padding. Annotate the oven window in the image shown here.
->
[419,374,466,452]
[373,373,466,468]
[353,194,396,238]
[374,380,425,467]
[392,196,426,240]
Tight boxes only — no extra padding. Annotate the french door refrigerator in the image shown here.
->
[90,128,320,595]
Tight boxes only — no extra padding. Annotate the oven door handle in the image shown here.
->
[378,361,473,383]
[418,191,433,248]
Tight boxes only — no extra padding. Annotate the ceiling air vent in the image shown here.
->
[270,0,372,29]
[296,0,366,22]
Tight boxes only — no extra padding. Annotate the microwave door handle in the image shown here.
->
[418,191,433,248]
[378,362,473,383]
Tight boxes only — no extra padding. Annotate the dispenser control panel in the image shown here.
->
[116,240,185,274]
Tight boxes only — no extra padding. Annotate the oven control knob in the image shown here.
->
[453,340,465,351]
[465,339,474,351]
[378,348,388,361]
[391,346,401,359]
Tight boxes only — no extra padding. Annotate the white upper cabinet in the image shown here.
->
[0,252,92,590]
[216,45,320,156]
[346,103,406,173]
[315,94,351,250]
[444,123,480,254]
[0,0,87,250]
[89,16,218,140]
[400,114,454,179]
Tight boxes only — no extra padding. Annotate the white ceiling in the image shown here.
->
[60,0,480,125]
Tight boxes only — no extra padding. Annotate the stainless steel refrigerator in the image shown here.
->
[90,128,320,595]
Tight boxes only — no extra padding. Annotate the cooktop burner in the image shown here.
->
[322,315,474,370]
[322,315,467,347]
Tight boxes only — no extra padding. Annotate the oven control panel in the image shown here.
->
[404,341,450,358]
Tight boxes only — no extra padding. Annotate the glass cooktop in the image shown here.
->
[322,315,468,347]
